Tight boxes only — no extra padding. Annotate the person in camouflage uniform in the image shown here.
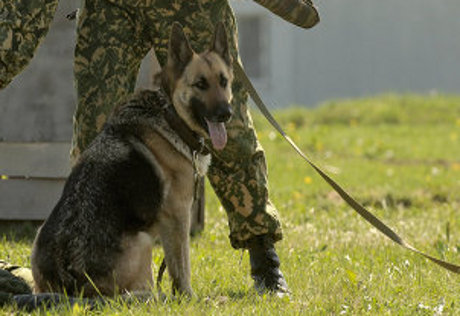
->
[1,0,319,296]
[72,0,284,250]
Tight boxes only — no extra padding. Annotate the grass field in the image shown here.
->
[2,93,460,314]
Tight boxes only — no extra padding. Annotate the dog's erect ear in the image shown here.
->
[168,22,194,72]
[211,22,232,66]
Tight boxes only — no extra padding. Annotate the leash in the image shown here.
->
[234,61,460,274]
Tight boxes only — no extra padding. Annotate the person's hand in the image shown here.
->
[252,0,320,29]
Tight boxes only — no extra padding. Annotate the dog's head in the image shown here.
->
[160,22,234,151]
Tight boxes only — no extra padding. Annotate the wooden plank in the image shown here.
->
[0,142,69,220]
[0,142,71,178]
[0,179,64,220]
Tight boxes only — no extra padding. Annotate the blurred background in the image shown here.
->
[1,0,460,142]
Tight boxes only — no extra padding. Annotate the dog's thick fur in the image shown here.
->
[31,22,233,298]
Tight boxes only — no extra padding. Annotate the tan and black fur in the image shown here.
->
[31,22,233,298]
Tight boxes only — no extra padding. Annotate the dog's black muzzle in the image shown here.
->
[191,98,233,132]
[206,101,233,123]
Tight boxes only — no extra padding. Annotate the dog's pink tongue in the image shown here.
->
[206,120,227,150]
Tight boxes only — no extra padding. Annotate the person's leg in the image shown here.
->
[71,0,152,161]
[145,1,288,295]
[0,0,59,88]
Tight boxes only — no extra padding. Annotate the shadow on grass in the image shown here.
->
[225,289,247,300]
[0,221,41,242]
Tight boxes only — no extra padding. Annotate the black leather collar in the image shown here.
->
[163,105,210,156]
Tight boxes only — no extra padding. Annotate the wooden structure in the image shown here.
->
[0,142,69,220]
[0,142,205,233]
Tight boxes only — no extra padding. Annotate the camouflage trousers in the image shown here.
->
[0,0,59,88]
[72,0,282,248]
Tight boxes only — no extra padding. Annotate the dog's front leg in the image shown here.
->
[158,199,193,298]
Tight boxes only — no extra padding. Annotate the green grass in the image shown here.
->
[2,93,460,314]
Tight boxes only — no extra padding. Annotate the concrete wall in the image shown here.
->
[291,0,460,107]
[1,0,460,142]
[234,0,460,107]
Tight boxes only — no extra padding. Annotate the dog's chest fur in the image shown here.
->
[122,89,211,177]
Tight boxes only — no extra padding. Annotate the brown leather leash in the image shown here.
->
[234,61,460,274]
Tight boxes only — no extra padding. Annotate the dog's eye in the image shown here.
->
[193,78,209,90]
[219,74,228,88]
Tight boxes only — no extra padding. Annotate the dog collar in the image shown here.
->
[163,105,210,156]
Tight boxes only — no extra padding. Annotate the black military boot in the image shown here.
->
[248,236,290,297]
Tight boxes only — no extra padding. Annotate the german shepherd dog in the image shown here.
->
[31,22,233,298]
